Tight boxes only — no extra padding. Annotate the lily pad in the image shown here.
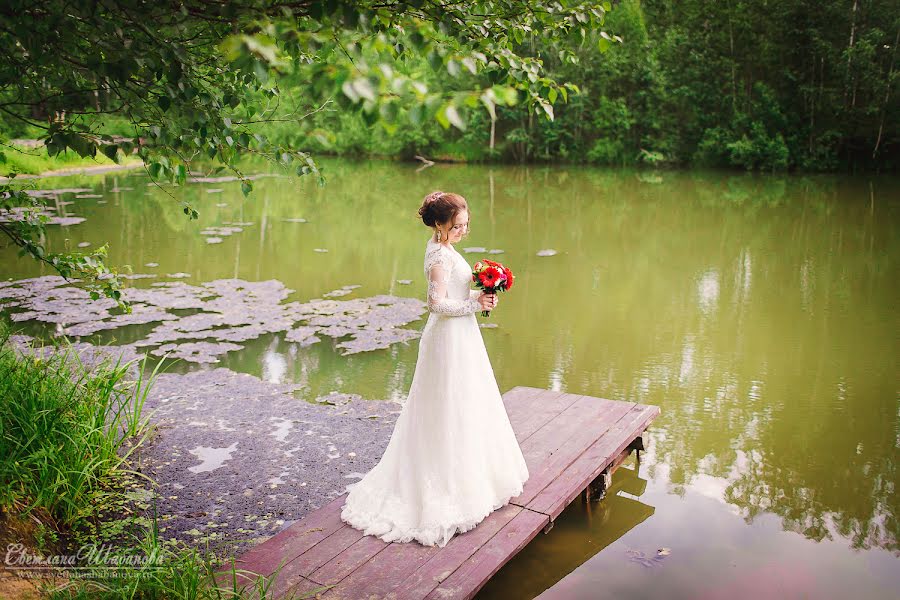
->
[1,276,430,363]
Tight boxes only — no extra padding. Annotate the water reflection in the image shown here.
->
[261,342,288,384]
[477,461,656,600]
[1,161,898,596]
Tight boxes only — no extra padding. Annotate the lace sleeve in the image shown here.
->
[425,248,481,317]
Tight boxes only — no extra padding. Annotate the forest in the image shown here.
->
[263,0,900,172]
[1,0,897,180]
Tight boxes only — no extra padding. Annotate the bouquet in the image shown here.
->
[472,259,515,317]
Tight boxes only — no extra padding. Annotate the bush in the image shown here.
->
[726,122,790,171]
[695,122,790,172]
[587,137,628,165]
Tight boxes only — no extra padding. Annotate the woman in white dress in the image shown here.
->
[340,190,530,548]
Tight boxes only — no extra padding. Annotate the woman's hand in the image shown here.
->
[478,292,498,311]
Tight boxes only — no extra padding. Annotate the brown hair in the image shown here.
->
[417,191,468,234]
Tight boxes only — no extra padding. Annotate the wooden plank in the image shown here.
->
[264,524,366,597]
[390,503,523,598]
[424,508,549,600]
[512,398,635,508]
[308,531,388,586]
[516,394,592,466]
[498,386,544,427]
[507,389,582,443]
[319,534,442,599]
[225,387,662,600]
[527,404,660,519]
[282,575,334,600]
[227,495,348,579]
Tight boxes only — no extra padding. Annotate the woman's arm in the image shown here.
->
[425,253,481,316]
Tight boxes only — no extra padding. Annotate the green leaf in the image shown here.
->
[540,101,554,120]
[158,95,171,111]
[480,92,497,120]
[352,78,376,102]
[445,105,465,130]
[253,59,269,84]
[102,145,120,163]
[427,50,442,71]
[380,102,399,122]
[435,105,450,129]
[241,181,252,197]
[341,79,360,103]
[408,104,424,126]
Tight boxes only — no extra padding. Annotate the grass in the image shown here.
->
[0,323,327,599]
[0,144,140,176]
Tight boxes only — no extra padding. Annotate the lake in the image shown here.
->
[1,159,897,598]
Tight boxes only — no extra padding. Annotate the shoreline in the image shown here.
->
[0,160,144,181]
[4,334,401,560]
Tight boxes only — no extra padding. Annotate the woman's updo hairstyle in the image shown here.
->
[418,190,467,229]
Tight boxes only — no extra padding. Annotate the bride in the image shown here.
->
[340,190,530,548]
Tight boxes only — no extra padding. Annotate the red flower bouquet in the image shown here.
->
[472,259,514,317]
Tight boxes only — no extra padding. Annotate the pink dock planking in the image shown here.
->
[219,386,660,599]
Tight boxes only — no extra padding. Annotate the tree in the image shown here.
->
[0,0,618,309]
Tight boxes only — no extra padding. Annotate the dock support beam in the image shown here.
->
[581,433,646,504]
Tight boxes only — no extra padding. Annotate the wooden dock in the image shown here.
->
[219,386,660,599]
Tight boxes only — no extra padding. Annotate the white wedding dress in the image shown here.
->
[339,235,530,548]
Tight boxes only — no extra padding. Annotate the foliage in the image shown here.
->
[0,327,323,598]
[0,0,619,310]
[0,330,161,532]
[266,0,898,174]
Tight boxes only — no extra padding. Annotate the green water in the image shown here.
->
[2,160,898,598]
